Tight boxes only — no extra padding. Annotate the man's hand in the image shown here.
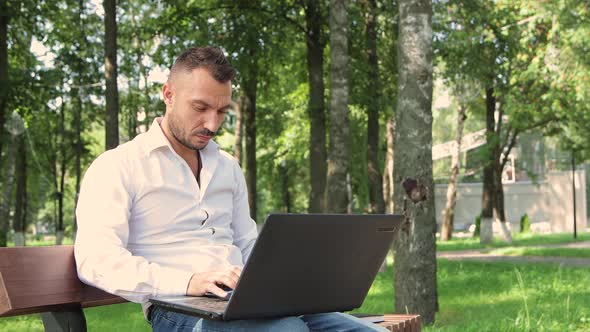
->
[186,266,242,297]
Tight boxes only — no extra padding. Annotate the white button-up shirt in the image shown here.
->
[74,118,257,308]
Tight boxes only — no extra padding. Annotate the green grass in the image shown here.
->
[437,232,590,252]
[490,247,590,258]
[2,260,589,331]
[354,260,590,332]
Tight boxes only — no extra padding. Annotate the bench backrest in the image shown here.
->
[0,245,125,317]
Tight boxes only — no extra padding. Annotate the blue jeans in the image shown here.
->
[150,306,389,332]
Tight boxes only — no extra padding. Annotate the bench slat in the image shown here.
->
[379,314,421,332]
[0,246,125,317]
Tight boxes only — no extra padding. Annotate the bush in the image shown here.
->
[473,214,481,238]
[520,213,531,233]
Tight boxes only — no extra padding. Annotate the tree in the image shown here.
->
[363,0,385,214]
[305,0,329,213]
[104,0,119,150]
[13,133,26,246]
[440,83,471,241]
[434,0,557,244]
[393,0,437,324]
[0,0,8,160]
[0,112,24,246]
[326,0,350,212]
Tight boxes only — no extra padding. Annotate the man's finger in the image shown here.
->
[218,275,237,290]
[206,283,228,298]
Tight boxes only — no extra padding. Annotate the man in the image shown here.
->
[75,46,387,332]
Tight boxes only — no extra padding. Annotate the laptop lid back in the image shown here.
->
[223,213,401,320]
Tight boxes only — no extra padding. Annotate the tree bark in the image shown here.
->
[242,71,258,221]
[383,117,395,213]
[13,133,26,246]
[57,100,67,245]
[233,99,243,165]
[393,0,438,324]
[326,0,349,213]
[73,0,86,238]
[305,0,327,213]
[0,113,23,247]
[104,0,119,150]
[279,161,291,212]
[0,5,9,160]
[364,0,385,214]
[480,86,496,244]
[440,105,466,241]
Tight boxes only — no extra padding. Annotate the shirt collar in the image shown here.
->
[144,117,219,156]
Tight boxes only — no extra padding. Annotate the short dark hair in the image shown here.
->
[171,46,236,83]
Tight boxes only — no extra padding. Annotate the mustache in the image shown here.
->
[194,129,217,137]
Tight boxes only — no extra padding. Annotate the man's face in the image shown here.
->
[162,67,232,150]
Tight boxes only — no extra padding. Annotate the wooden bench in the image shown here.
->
[0,246,420,331]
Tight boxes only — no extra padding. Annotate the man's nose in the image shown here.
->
[203,111,220,132]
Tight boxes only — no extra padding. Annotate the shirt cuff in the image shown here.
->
[154,267,194,297]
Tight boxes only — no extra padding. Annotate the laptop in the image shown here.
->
[149,213,401,321]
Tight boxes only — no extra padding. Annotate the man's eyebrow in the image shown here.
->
[190,99,210,107]
[190,99,231,111]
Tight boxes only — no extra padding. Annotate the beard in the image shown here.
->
[168,112,210,151]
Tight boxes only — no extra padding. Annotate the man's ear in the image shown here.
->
[162,82,173,106]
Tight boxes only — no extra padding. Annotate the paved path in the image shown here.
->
[437,241,590,267]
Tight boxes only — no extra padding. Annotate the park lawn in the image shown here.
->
[437,232,590,252]
[1,261,589,331]
[490,247,590,258]
[354,260,590,332]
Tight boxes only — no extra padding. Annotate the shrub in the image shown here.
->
[473,214,481,238]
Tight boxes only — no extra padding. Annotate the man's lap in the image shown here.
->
[149,306,389,332]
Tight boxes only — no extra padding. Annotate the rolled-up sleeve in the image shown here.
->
[74,150,193,303]
[230,162,258,264]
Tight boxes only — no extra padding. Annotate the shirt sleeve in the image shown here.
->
[230,161,258,264]
[74,149,193,303]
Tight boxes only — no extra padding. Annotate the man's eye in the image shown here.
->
[195,108,207,112]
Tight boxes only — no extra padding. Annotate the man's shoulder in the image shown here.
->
[218,148,240,165]
[89,136,147,171]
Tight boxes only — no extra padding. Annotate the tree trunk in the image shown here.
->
[13,133,26,246]
[0,113,23,247]
[326,0,349,213]
[393,0,437,324]
[440,105,466,241]
[233,99,243,165]
[383,117,395,213]
[73,0,85,239]
[279,161,291,213]
[364,0,385,214]
[0,6,9,160]
[104,0,119,150]
[72,91,82,235]
[493,160,513,243]
[480,86,495,244]
[128,3,141,141]
[242,71,258,221]
[57,100,67,245]
[305,0,327,213]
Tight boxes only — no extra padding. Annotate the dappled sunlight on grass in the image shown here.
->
[490,247,590,258]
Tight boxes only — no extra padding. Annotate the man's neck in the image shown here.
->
[158,118,202,181]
